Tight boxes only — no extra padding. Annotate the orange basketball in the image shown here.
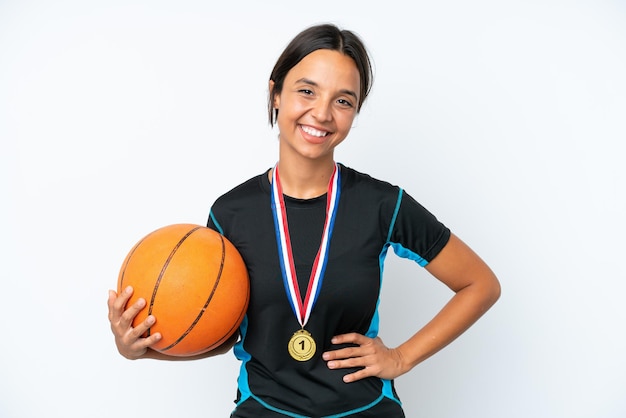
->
[117,223,249,357]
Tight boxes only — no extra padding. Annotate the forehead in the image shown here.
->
[285,49,360,93]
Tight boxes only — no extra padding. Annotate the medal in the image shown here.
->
[288,329,317,361]
[271,163,341,361]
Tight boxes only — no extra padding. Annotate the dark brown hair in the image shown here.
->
[268,24,374,126]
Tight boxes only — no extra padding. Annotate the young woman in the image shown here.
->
[108,24,501,417]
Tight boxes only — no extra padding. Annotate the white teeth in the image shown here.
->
[301,125,328,137]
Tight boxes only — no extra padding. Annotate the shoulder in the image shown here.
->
[208,170,271,232]
[212,170,269,209]
[339,164,440,216]
[337,164,406,235]
[339,163,400,198]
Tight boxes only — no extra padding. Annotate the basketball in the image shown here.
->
[117,223,249,357]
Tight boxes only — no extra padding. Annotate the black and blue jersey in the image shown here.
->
[208,163,450,417]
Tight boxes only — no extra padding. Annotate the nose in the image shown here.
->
[311,99,332,122]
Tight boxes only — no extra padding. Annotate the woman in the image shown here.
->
[108,23,501,417]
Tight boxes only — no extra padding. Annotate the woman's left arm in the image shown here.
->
[323,233,501,382]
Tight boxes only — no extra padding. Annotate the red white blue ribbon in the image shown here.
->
[271,163,341,328]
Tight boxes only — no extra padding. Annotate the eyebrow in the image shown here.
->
[296,78,358,101]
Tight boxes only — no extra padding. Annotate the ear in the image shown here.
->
[269,80,280,108]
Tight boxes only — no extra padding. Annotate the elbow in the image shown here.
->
[484,273,501,309]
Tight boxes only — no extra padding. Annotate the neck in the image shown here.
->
[273,158,336,199]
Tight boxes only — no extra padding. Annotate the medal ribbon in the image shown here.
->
[271,163,341,328]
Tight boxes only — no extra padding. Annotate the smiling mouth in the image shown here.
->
[300,125,330,138]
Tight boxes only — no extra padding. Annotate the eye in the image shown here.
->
[337,98,354,108]
[298,89,314,95]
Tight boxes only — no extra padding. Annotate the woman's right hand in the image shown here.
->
[107,286,162,359]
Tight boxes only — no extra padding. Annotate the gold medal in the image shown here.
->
[288,329,316,361]
[272,164,340,362]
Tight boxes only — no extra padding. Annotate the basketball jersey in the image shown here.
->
[208,164,450,417]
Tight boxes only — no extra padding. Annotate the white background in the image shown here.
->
[1,1,625,417]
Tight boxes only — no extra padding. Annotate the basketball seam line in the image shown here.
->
[146,226,203,336]
[160,232,226,352]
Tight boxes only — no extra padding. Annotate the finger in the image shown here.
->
[129,322,161,352]
[323,334,377,361]
[331,332,369,345]
[330,332,374,346]
[341,367,376,383]
[144,331,162,348]
[119,297,147,329]
[107,290,118,321]
[117,328,162,359]
[130,314,156,339]
[326,355,367,371]
[323,345,365,361]
[110,286,134,319]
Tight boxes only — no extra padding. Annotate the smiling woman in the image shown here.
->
[107,23,500,418]
[270,49,360,196]
[268,24,373,125]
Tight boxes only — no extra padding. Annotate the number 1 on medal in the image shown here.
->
[288,329,316,361]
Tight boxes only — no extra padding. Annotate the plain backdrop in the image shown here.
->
[1,1,625,417]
